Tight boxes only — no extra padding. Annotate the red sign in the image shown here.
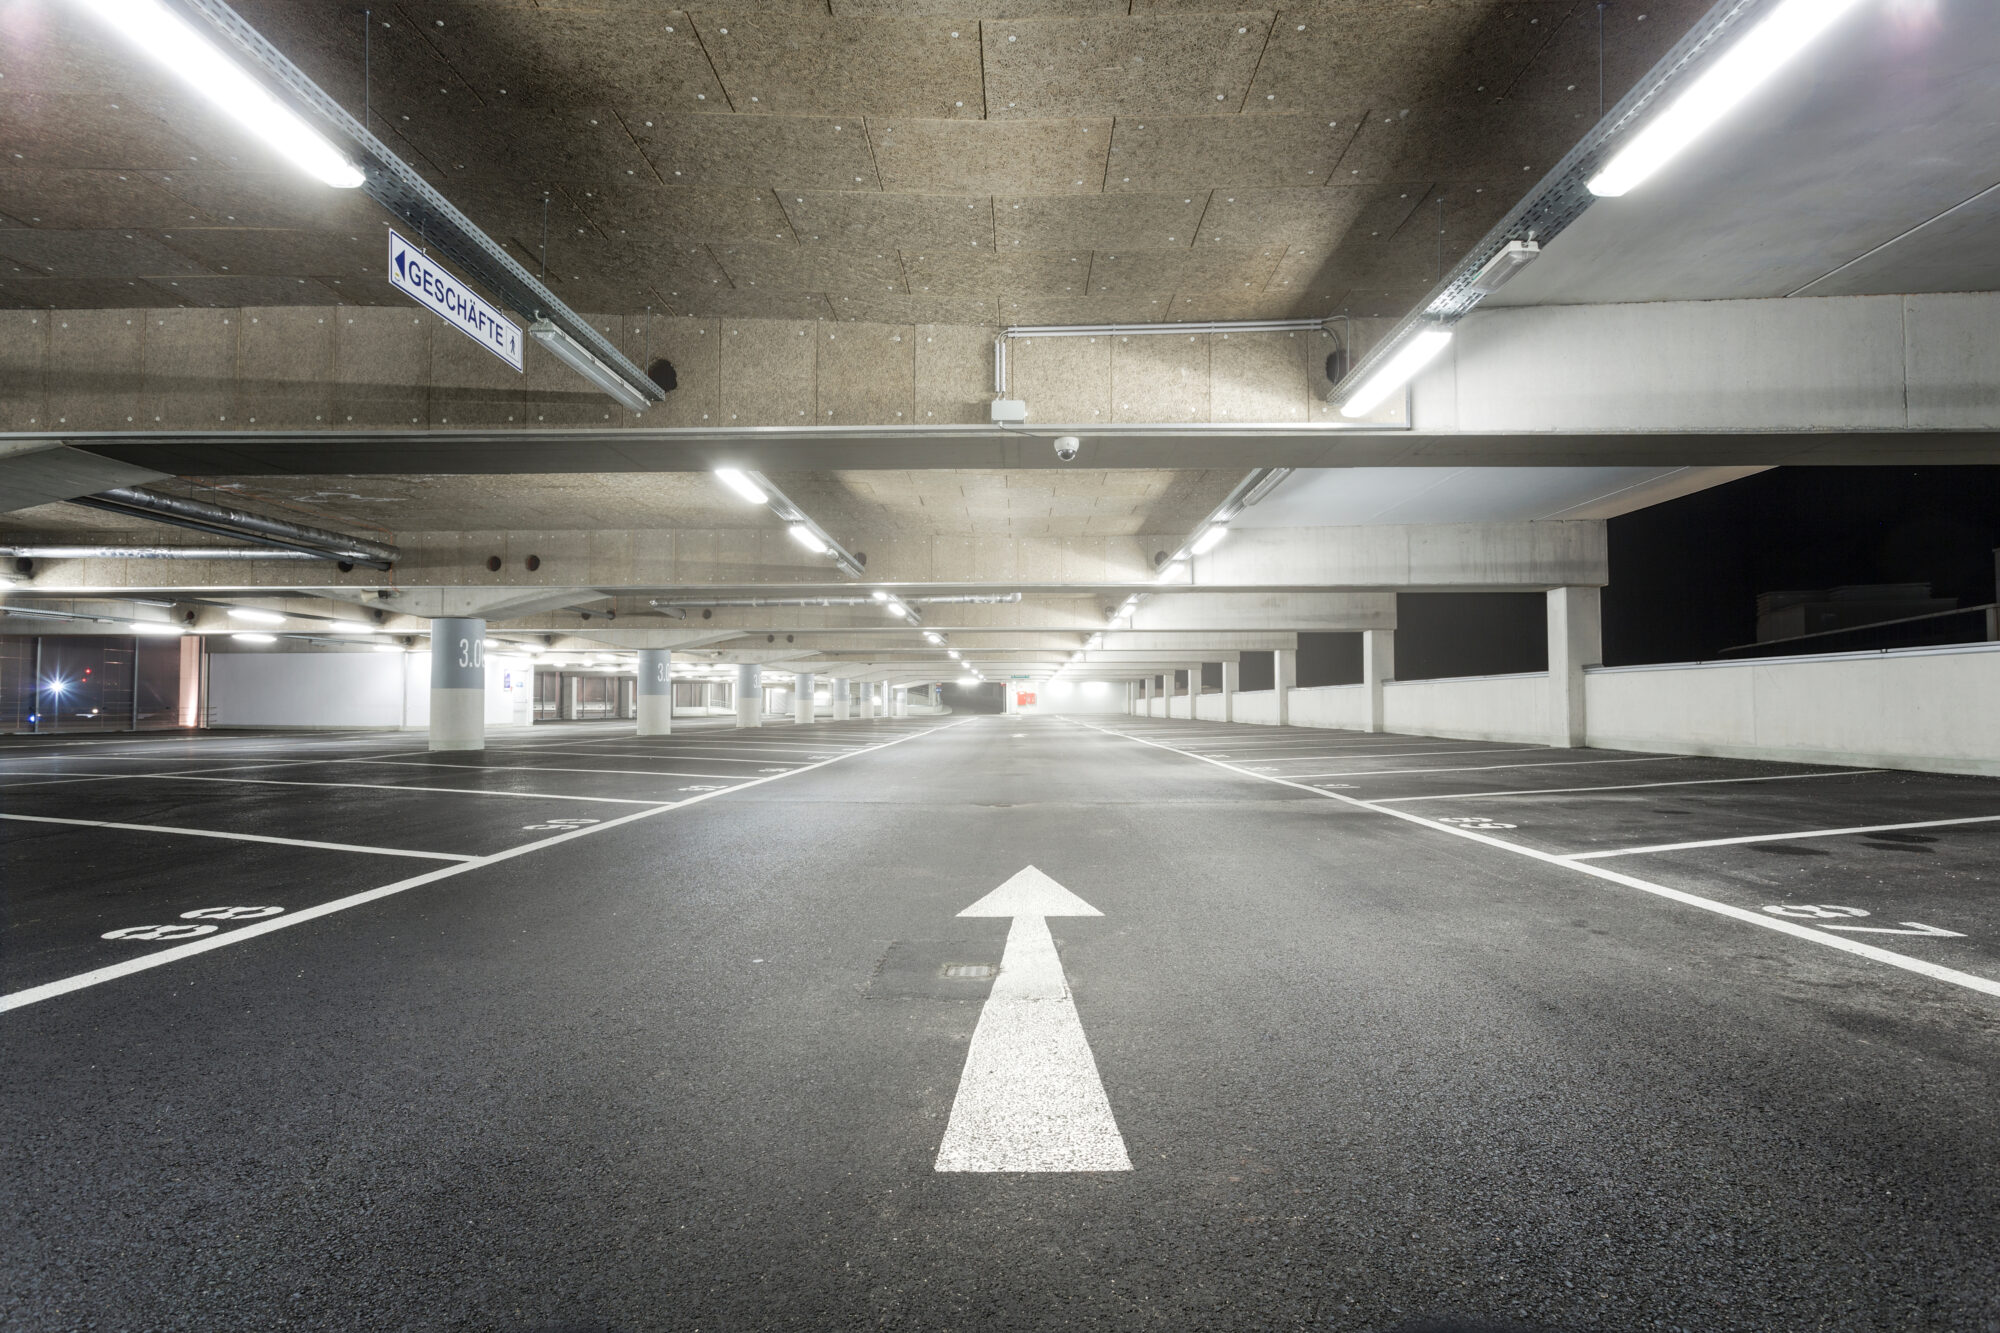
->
[1016,692,1037,708]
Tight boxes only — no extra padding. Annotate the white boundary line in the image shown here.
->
[0,718,968,1014]
[1236,745,1554,764]
[1568,814,2000,860]
[343,759,768,780]
[468,748,814,766]
[1375,769,1884,803]
[1,771,667,804]
[1285,755,1698,780]
[0,812,474,861]
[1075,721,2000,1001]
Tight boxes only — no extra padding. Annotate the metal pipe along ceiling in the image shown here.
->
[67,488,400,569]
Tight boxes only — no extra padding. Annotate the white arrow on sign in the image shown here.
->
[935,866,1131,1173]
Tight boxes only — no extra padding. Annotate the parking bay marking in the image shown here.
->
[1762,905,1965,938]
[935,866,1131,1174]
[1566,813,2000,861]
[1,719,969,1015]
[1074,719,2000,1001]
[0,813,474,861]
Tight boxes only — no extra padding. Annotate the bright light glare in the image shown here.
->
[325,621,379,634]
[227,607,285,625]
[959,676,980,686]
[73,0,366,188]
[129,621,184,636]
[46,678,67,693]
[1191,523,1229,555]
[948,650,961,659]
[871,589,890,601]
[788,524,829,554]
[1588,0,1866,197]
[372,643,405,654]
[714,468,767,504]
[887,603,908,618]
[1339,328,1453,418]
[231,632,277,644]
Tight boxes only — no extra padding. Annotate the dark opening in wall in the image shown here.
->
[1394,594,1547,680]
[1239,651,1274,692]
[1202,662,1222,690]
[1297,631,1362,687]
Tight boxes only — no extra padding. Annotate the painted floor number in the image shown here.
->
[1437,816,1519,831]
[102,906,287,941]
[1762,904,1965,937]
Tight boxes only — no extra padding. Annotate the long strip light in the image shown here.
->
[1588,0,1868,198]
[73,0,364,188]
[1190,523,1229,556]
[788,524,829,554]
[528,321,652,412]
[1339,327,1454,418]
[227,607,285,625]
[714,469,768,504]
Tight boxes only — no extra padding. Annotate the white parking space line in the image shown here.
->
[1375,769,1886,803]
[0,771,668,804]
[471,748,807,766]
[1243,745,1554,764]
[1075,721,2000,1002]
[344,759,762,781]
[1285,755,1697,779]
[0,812,476,861]
[1568,814,2000,860]
[0,719,969,1015]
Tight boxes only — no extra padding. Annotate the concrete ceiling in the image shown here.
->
[0,466,1244,538]
[1233,463,1768,526]
[0,0,1711,324]
[1490,0,2000,306]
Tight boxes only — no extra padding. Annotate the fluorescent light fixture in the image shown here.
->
[1588,0,1867,198]
[1464,239,1541,297]
[231,632,277,644]
[72,0,365,189]
[373,643,406,653]
[1191,524,1229,556]
[325,621,380,634]
[959,676,980,686]
[527,319,652,412]
[788,524,829,554]
[948,650,961,659]
[227,608,285,625]
[129,621,184,636]
[714,468,767,504]
[923,631,943,644]
[886,603,908,618]
[871,589,890,601]
[1339,327,1454,418]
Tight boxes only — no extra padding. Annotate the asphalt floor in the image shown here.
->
[3,712,1997,1332]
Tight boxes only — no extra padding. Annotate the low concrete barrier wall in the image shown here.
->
[1231,690,1280,725]
[1585,643,2000,777]
[1195,693,1226,721]
[1286,684,1370,731]
[1383,672,1552,744]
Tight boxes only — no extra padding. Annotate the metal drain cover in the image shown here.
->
[942,964,997,979]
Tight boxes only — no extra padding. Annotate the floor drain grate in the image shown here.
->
[942,964,997,979]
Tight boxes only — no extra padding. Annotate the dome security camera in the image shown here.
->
[1053,435,1081,462]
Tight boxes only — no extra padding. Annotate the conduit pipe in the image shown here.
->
[68,488,399,569]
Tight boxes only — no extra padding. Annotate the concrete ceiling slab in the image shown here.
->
[783,192,993,250]
[980,13,1273,120]
[143,276,347,308]
[868,118,1112,195]
[695,16,986,119]
[994,193,1206,251]
[627,115,882,191]
[1104,114,1359,192]
[0,229,208,279]
[570,182,800,247]
[1488,1,2000,307]
[1085,246,1284,296]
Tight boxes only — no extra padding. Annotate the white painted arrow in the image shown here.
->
[934,866,1132,1173]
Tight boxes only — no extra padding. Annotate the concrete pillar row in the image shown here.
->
[429,617,485,752]
[794,672,814,726]
[831,677,851,721]
[1273,648,1297,727]
[893,687,908,718]
[1219,659,1237,724]
[1548,586,1603,748]
[1362,629,1395,734]
[735,663,763,729]
[638,648,673,736]
[859,682,876,719]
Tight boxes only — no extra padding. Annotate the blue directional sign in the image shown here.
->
[386,230,523,371]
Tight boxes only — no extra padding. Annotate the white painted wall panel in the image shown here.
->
[209,650,417,729]
[1286,684,1369,731]
[1586,645,2000,777]
[1382,673,1552,744]
[1230,690,1279,725]
[1903,293,2000,430]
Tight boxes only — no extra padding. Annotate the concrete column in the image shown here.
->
[832,677,851,721]
[1548,586,1602,748]
[637,648,673,735]
[859,682,876,719]
[793,672,814,726]
[1273,648,1297,726]
[893,687,909,718]
[1188,664,1203,718]
[429,617,485,752]
[1219,659,1237,723]
[1363,629,1395,734]
[734,663,763,728]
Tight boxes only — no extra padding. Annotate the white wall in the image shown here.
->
[1586,644,2000,777]
[1230,690,1279,725]
[1018,679,1130,715]
[1287,683,1370,731]
[1382,672,1552,745]
[208,649,534,730]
